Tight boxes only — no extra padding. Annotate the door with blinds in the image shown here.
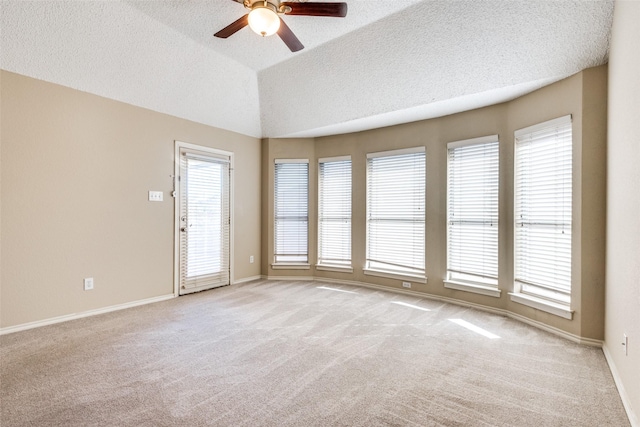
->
[177,144,231,295]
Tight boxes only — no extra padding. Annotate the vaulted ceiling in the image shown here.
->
[1,0,613,138]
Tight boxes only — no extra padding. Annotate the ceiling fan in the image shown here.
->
[214,0,348,52]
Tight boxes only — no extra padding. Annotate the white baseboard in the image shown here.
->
[233,275,264,284]
[1,275,631,425]
[506,311,602,347]
[0,294,175,336]
[1,275,265,335]
[267,275,315,281]
[281,276,604,347]
[603,345,639,427]
[341,278,508,316]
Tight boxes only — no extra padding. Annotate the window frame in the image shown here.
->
[511,115,574,318]
[317,155,353,273]
[364,146,426,282]
[273,159,310,269]
[444,135,500,298]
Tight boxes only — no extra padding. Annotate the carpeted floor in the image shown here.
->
[0,280,630,426]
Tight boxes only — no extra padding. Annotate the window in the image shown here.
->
[274,160,309,265]
[514,116,572,305]
[446,136,499,293]
[365,147,425,279]
[318,157,352,270]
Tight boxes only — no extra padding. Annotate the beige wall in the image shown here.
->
[263,66,608,341]
[0,42,630,419]
[605,1,640,423]
[0,71,262,329]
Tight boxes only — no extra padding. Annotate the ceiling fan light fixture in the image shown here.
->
[248,3,280,37]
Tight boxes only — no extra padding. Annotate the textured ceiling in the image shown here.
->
[0,1,614,139]
[126,0,423,72]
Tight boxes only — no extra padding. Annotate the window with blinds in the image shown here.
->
[514,116,572,304]
[447,136,499,287]
[274,160,309,264]
[318,157,352,269]
[366,147,425,278]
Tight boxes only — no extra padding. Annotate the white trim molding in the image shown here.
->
[444,280,501,298]
[267,275,314,281]
[363,268,427,284]
[1,276,601,353]
[316,265,354,273]
[271,263,311,270]
[0,294,175,336]
[447,134,499,149]
[174,140,235,297]
[318,155,351,163]
[367,146,425,159]
[275,158,310,164]
[277,276,597,346]
[603,345,639,427]
[233,275,264,285]
[509,292,574,320]
[514,114,572,138]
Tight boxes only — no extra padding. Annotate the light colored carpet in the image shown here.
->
[0,280,630,426]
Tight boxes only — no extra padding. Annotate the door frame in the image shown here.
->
[173,140,234,297]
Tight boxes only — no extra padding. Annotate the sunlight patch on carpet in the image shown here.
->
[449,318,500,339]
[390,301,431,312]
[316,286,358,294]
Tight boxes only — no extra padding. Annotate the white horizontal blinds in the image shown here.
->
[318,157,352,267]
[515,116,572,304]
[367,148,425,277]
[180,151,230,291]
[274,160,309,263]
[447,137,499,285]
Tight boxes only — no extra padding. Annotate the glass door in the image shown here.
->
[178,148,230,295]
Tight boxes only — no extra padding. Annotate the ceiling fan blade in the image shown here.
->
[214,14,249,38]
[277,18,304,52]
[282,2,347,17]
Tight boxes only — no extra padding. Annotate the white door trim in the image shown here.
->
[174,140,234,297]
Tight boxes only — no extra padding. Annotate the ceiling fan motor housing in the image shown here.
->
[216,0,347,52]
[243,0,292,14]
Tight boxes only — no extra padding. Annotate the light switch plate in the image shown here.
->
[149,191,163,202]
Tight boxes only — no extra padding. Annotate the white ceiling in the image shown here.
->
[0,0,614,139]
[126,0,424,72]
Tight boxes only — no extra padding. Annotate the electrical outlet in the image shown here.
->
[623,334,628,356]
[84,277,94,291]
[250,255,254,263]
[402,281,411,288]
[148,191,163,202]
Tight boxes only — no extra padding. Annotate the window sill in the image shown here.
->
[509,292,574,320]
[444,280,501,298]
[271,263,311,270]
[363,268,427,284]
[316,265,354,273]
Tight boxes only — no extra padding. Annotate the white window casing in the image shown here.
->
[445,135,500,297]
[274,159,309,265]
[318,156,352,270]
[179,149,231,293]
[365,147,425,279]
[514,115,572,307]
